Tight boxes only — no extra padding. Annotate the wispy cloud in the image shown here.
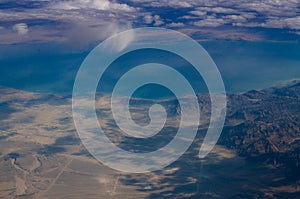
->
[101,22,135,52]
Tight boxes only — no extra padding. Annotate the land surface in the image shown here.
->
[0,80,299,198]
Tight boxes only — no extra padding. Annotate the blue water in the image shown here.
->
[202,41,300,92]
[0,40,299,94]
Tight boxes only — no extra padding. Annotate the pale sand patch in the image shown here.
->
[15,176,26,196]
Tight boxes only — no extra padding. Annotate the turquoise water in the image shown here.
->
[0,40,299,94]
[202,41,300,92]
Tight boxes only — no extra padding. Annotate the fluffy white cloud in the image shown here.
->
[130,0,192,8]
[189,10,207,17]
[233,15,300,30]
[224,15,247,23]
[282,16,300,30]
[51,0,136,12]
[193,16,226,27]
[12,23,29,35]
[142,15,164,26]
[153,15,164,26]
[264,16,300,30]
[144,15,154,24]
[167,22,185,28]
[210,7,236,14]
[165,0,192,8]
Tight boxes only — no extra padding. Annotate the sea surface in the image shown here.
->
[0,40,299,94]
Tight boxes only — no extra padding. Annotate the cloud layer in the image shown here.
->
[0,0,299,44]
